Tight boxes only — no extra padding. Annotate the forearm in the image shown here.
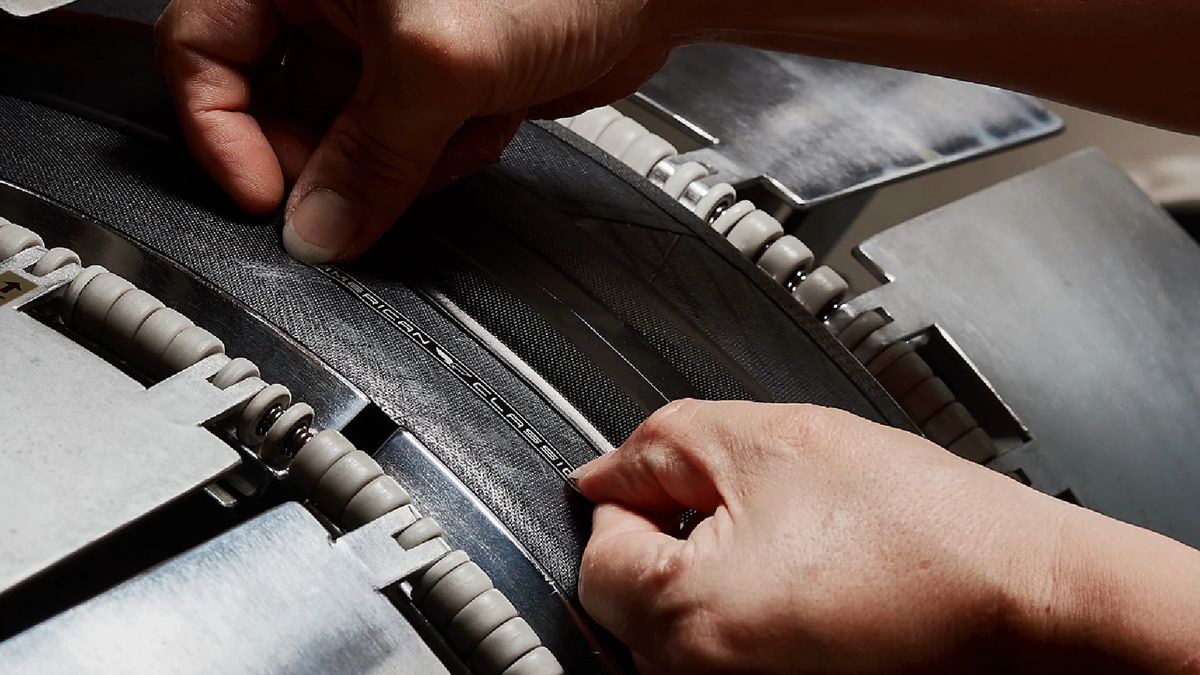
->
[1018,506,1200,672]
[655,0,1200,132]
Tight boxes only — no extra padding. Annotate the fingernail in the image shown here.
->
[566,466,586,493]
[282,188,361,263]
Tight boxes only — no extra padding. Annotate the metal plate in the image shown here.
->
[0,311,242,593]
[0,503,450,674]
[640,46,1062,209]
[844,149,1200,546]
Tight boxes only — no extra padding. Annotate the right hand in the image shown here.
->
[572,400,1200,673]
[155,0,676,263]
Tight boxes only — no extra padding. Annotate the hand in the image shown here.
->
[155,0,673,263]
[572,400,1200,674]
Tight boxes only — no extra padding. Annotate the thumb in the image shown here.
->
[282,74,463,263]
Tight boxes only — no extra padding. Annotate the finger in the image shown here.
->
[260,115,320,185]
[281,68,464,263]
[155,0,285,215]
[572,400,724,514]
[421,112,525,196]
[579,503,685,653]
[530,43,670,120]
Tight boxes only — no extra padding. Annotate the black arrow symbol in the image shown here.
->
[1,281,23,295]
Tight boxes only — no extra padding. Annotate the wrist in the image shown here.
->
[998,502,1200,672]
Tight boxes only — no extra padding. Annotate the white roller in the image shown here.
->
[593,116,649,158]
[259,402,314,468]
[949,427,998,463]
[500,647,565,675]
[313,449,383,517]
[288,429,356,497]
[342,475,412,529]
[31,247,80,276]
[876,352,933,400]
[396,517,444,549]
[104,289,164,349]
[660,161,709,199]
[71,272,134,337]
[685,182,736,223]
[0,221,42,260]
[60,265,108,325]
[447,588,520,653]
[618,133,677,176]
[211,357,260,389]
[236,382,290,447]
[726,209,784,259]
[159,325,224,374]
[566,106,622,143]
[899,376,955,425]
[709,200,755,236]
[867,341,914,377]
[472,618,541,675]
[757,235,814,285]
[130,307,194,372]
[423,561,494,627]
[837,311,887,353]
[792,266,849,317]
[921,402,979,448]
[412,550,471,603]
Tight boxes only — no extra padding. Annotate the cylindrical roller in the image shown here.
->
[725,209,784,259]
[682,182,736,223]
[396,518,444,549]
[159,325,224,374]
[709,200,755,235]
[837,311,887,353]
[102,288,163,349]
[342,475,412,529]
[471,618,541,675]
[288,428,356,497]
[211,357,260,389]
[0,221,43,260]
[412,550,471,603]
[876,352,933,401]
[260,402,314,468]
[566,106,621,143]
[130,307,194,372]
[500,647,564,675]
[447,588,519,653]
[422,561,494,627]
[618,133,677,177]
[60,265,108,324]
[792,266,849,317]
[660,161,709,199]
[899,376,955,425]
[71,272,135,337]
[823,305,858,335]
[31,247,80,276]
[921,402,979,448]
[593,117,648,158]
[757,235,814,286]
[852,328,894,368]
[313,449,384,518]
[867,340,915,377]
[236,382,291,447]
[949,427,998,464]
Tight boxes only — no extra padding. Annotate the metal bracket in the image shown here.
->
[335,505,451,590]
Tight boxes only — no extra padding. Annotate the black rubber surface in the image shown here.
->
[0,17,912,671]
